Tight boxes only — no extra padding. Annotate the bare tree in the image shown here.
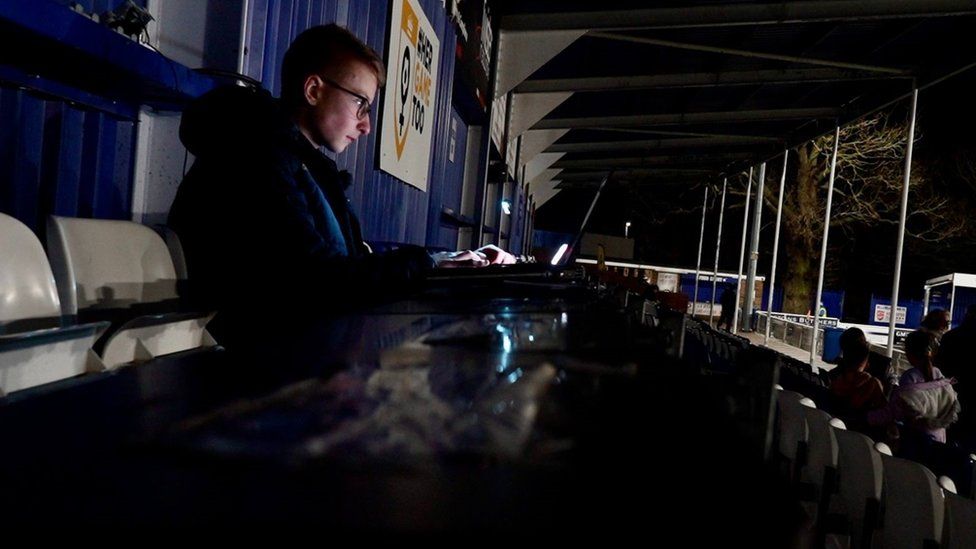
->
[777,111,969,313]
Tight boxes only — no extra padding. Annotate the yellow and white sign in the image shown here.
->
[380,0,440,191]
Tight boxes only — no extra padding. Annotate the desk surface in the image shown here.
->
[0,286,796,538]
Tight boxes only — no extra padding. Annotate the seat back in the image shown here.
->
[0,213,62,326]
[801,406,839,493]
[833,423,884,548]
[879,452,946,548]
[152,224,188,280]
[777,389,810,463]
[942,487,976,549]
[729,345,780,462]
[46,216,178,315]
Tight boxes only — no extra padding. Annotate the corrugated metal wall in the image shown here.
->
[1,0,527,255]
[0,85,136,236]
[50,0,147,16]
[427,109,469,250]
[241,0,473,248]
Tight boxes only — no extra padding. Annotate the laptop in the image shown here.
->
[424,171,612,283]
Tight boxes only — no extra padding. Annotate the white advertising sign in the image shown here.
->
[688,302,718,316]
[380,0,440,191]
[874,304,907,325]
[657,272,679,292]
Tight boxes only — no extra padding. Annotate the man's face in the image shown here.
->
[299,58,378,153]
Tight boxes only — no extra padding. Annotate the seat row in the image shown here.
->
[0,213,216,396]
[776,387,976,548]
[682,317,750,374]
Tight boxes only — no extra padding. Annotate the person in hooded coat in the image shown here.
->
[168,25,511,345]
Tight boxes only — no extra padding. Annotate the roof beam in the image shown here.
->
[534,107,840,129]
[547,136,781,153]
[554,171,713,186]
[589,32,909,75]
[584,127,781,140]
[553,153,757,169]
[501,1,976,31]
[516,68,910,93]
[496,30,586,98]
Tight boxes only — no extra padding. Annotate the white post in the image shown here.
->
[744,162,767,331]
[765,151,789,344]
[733,167,753,334]
[810,126,841,367]
[886,89,919,357]
[709,178,728,325]
[692,186,709,317]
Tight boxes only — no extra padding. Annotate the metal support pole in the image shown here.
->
[521,165,530,255]
[709,178,728,325]
[950,282,957,327]
[744,162,766,331]
[886,89,919,356]
[810,126,841,367]
[765,151,789,344]
[692,186,709,317]
[237,0,251,75]
[495,92,514,246]
[473,23,501,249]
[506,134,522,250]
[732,167,753,334]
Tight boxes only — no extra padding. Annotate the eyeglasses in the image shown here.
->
[321,77,371,120]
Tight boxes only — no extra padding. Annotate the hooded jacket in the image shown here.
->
[868,366,960,443]
[168,85,434,319]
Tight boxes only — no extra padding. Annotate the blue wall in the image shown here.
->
[1,0,513,254]
[869,295,925,328]
[49,0,146,15]
[426,109,468,250]
[0,85,136,235]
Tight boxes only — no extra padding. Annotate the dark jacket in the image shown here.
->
[937,322,976,391]
[168,86,434,319]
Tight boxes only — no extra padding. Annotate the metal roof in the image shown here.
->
[494,0,976,189]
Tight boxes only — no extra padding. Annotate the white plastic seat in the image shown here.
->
[46,215,216,368]
[939,476,976,549]
[801,406,838,490]
[47,216,179,313]
[876,442,946,549]
[0,213,62,325]
[800,405,840,527]
[776,389,811,482]
[152,224,188,280]
[831,419,884,549]
[0,213,105,395]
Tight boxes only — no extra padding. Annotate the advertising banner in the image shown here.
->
[380,0,440,191]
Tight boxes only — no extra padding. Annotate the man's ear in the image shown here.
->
[303,74,323,106]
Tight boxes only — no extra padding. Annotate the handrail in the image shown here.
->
[754,312,823,356]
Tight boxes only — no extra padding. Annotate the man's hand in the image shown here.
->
[475,244,517,265]
[431,250,490,268]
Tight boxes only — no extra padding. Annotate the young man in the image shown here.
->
[169,25,512,328]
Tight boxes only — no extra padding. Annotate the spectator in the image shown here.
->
[919,308,950,350]
[938,305,976,447]
[869,330,960,458]
[829,328,887,437]
[717,287,736,331]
